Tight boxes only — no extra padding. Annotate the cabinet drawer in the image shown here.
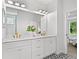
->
[32,55,41,59]
[32,39,43,52]
[32,39,42,47]
[32,46,43,52]
[32,50,43,59]
[3,40,32,49]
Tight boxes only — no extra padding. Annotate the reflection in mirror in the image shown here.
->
[4,12,17,39]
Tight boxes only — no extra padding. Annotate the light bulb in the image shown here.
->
[45,12,48,14]
[15,2,20,6]
[21,4,26,7]
[39,10,42,13]
[8,0,13,4]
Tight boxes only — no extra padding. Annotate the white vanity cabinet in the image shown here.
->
[42,36,57,57]
[2,40,32,59]
[32,39,43,59]
[2,36,57,59]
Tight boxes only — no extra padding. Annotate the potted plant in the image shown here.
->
[26,25,36,36]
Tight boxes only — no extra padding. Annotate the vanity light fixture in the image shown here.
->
[8,0,13,5]
[38,9,48,14]
[14,2,20,6]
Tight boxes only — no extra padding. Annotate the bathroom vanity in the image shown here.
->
[2,0,57,59]
[3,36,57,59]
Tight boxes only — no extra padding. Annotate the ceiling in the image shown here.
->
[6,0,57,13]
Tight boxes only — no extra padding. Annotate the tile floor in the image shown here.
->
[43,43,77,59]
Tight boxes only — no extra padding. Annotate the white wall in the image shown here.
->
[63,0,77,13]
[56,0,77,54]
[47,10,57,36]
[57,0,66,54]
[63,0,77,38]
[41,10,57,36]
[63,0,77,53]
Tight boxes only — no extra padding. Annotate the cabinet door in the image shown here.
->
[42,37,57,57]
[2,47,20,59]
[3,45,32,59]
[18,46,32,59]
[43,38,51,57]
[51,37,57,53]
[3,40,32,59]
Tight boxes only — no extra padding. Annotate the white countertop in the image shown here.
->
[2,35,56,43]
